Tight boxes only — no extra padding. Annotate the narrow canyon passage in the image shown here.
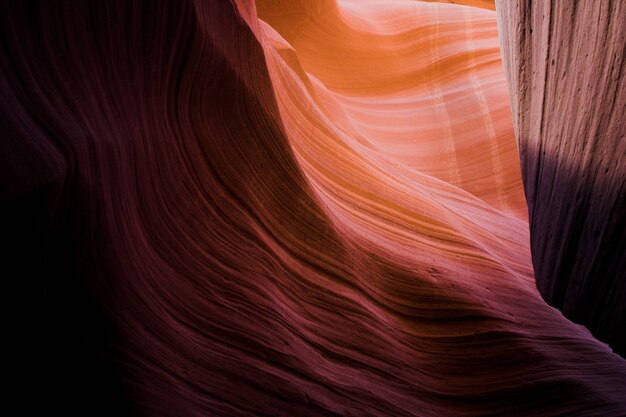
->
[1,0,624,415]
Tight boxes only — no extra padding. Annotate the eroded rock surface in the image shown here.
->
[497,0,626,356]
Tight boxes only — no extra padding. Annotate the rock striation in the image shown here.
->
[1,0,625,415]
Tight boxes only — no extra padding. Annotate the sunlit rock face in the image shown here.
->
[1,0,625,416]
[257,0,527,219]
[497,0,626,358]
[422,0,495,10]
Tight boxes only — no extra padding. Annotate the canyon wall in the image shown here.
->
[497,1,626,356]
[2,0,625,415]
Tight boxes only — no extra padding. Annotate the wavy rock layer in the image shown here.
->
[422,0,495,11]
[497,0,626,357]
[1,0,625,416]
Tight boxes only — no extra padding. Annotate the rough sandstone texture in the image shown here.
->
[497,0,625,356]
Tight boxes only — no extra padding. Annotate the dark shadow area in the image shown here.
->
[523,146,626,358]
[1,185,135,416]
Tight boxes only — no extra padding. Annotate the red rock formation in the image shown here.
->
[1,0,625,415]
[497,0,626,357]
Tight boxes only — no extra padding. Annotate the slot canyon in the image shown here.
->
[1,0,624,415]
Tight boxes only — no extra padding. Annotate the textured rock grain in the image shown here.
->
[497,0,626,356]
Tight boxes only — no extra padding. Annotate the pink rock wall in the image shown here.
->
[497,0,626,356]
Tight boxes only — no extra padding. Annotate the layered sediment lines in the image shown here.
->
[257,0,526,219]
[1,0,625,415]
[422,0,495,11]
[497,0,626,357]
